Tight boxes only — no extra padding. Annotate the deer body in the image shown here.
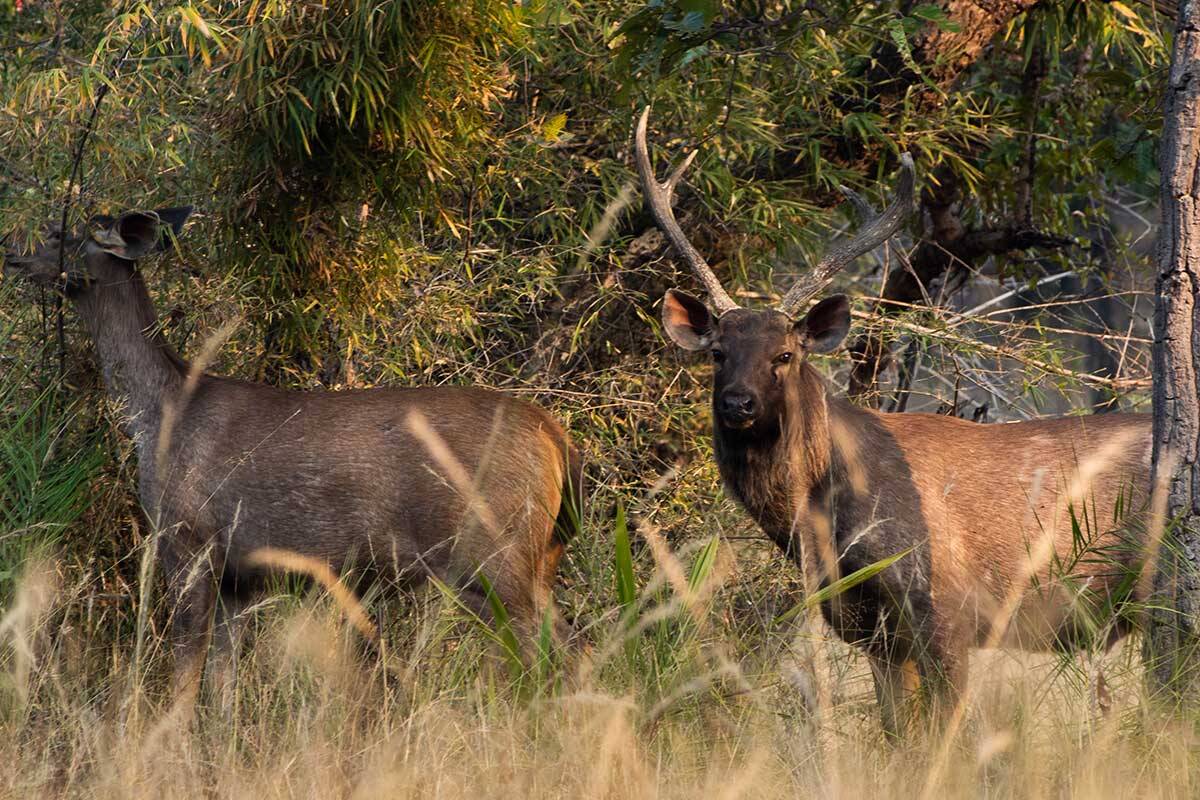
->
[718,365,1150,659]
[155,379,576,602]
[634,108,1150,733]
[6,208,582,703]
[721,371,1149,732]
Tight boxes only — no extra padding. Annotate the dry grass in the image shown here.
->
[0,533,1196,800]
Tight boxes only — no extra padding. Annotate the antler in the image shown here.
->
[634,107,739,316]
[838,185,881,223]
[777,153,916,317]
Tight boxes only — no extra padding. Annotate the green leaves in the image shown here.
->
[542,112,568,143]
[611,0,721,89]
[909,4,961,32]
[0,302,104,596]
[777,548,914,625]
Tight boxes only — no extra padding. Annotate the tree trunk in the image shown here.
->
[1146,0,1200,705]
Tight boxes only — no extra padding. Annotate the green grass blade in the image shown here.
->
[687,536,719,594]
[776,547,914,624]
[614,504,636,610]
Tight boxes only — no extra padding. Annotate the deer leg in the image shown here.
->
[208,590,251,714]
[532,538,575,646]
[870,655,920,739]
[459,561,555,671]
[1094,668,1113,716]
[917,639,968,731]
[161,545,218,711]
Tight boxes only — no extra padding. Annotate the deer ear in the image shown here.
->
[152,206,194,251]
[662,289,715,351]
[796,294,850,354]
[93,207,193,260]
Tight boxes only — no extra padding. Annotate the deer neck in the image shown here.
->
[714,368,862,551]
[73,269,186,463]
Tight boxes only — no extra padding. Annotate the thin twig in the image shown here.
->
[54,23,147,376]
[851,308,1149,390]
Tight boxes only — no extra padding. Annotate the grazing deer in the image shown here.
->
[4,207,584,705]
[635,108,1151,734]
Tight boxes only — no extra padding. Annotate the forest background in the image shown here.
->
[0,1,1185,797]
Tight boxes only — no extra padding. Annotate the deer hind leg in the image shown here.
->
[461,553,561,674]
[533,536,575,645]
[916,637,968,733]
[208,590,253,714]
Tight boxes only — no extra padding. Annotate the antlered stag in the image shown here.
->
[635,108,1150,733]
[4,208,583,704]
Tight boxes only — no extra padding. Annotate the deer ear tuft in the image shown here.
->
[796,294,850,354]
[662,289,715,351]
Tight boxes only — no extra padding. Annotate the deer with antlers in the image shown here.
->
[635,107,1151,734]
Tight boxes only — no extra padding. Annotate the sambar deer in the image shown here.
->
[4,207,583,705]
[635,108,1151,734]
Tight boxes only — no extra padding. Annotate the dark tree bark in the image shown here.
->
[1146,0,1200,705]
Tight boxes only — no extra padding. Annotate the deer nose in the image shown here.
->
[718,391,758,422]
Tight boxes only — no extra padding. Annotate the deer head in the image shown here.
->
[635,108,914,433]
[4,206,194,293]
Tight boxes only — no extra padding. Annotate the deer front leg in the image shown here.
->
[161,545,217,712]
[870,655,920,739]
[917,637,968,732]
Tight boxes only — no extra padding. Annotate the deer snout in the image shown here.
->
[3,253,56,286]
[717,390,759,427]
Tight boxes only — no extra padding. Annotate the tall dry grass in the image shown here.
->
[0,523,1196,800]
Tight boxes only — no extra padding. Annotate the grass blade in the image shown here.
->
[776,547,914,624]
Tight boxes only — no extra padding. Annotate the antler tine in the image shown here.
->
[841,181,896,244]
[838,185,880,222]
[778,153,916,317]
[634,107,739,316]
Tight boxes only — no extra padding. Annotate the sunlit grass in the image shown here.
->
[0,493,1194,800]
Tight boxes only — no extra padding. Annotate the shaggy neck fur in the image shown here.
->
[713,364,863,563]
[73,265,187,466]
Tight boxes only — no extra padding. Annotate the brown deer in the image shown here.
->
[635,108,1151,734]
[4,207,584,705]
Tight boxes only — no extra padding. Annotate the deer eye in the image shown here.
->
[711,349,725,364]
[774,352,793,365]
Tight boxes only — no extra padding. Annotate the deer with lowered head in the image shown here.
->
[4,207,584,706]
[635,108,1151,734]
